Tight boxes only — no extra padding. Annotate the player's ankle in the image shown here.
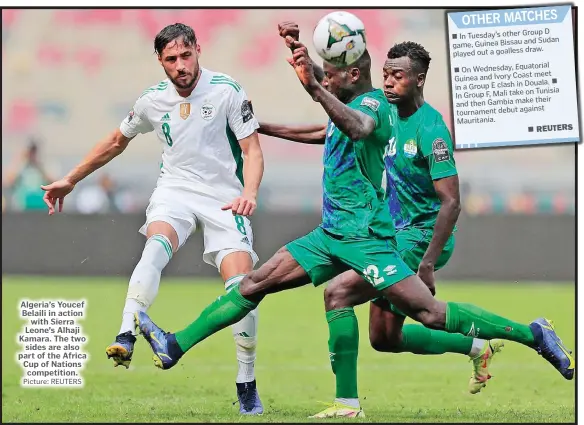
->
[335,397,360,408]
[468,338,486,358]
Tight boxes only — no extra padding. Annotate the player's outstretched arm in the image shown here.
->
[286,38,375,141]
[278,21,325,84]
[41,129,132,215]
[258,122,326,144]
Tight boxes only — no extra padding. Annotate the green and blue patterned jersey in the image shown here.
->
[384,102,457,230]
[321,89,395,239]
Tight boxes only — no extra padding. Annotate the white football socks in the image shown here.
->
[469,338,487,358]
[335,398,360,408]
[226,274,258,383]
[119,234,173,335]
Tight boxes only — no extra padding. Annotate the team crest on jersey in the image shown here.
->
[403,139,418,158]
[180,103,191,120]
[200,104,216,121]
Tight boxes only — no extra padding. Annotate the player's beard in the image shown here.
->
[336,86,355,104]
[168,68,198,90]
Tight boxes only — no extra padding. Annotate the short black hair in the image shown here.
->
[387,41,431,74]
[347,49,371,79]
[154,23,197,56]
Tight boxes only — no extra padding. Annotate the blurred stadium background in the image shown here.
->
[1,9,575,423]
[1,8,575,281]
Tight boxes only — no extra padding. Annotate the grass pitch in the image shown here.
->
[2,276,575,422]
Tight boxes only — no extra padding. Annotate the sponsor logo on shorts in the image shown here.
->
[383,265,397,276]
[240,236,250,245]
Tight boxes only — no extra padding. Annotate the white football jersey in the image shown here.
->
[119,68,259,201]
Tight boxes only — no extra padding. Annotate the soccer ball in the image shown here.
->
[312,11,367,67]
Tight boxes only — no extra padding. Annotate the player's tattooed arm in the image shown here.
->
[310,90,375,141]
[278,21,325,84]
[286,39,375,141]
[258,122,326,144]
[420,175,461,272]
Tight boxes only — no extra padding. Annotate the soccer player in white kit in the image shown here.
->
[40,23,265,414]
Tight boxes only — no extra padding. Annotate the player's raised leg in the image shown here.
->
[381,275,575,380]
[368,299,503,394]
[368,229,504,394]
[106,219,182,368]
[135,246,313,369]
[135,227,341,370]
[218,250,263,415]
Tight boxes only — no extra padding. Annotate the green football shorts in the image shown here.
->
[374,226,455,315]
[286,226,414,291]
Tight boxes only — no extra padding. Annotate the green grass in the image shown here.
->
[2,276,575,423]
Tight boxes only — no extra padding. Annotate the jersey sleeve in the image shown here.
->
[119,96,154,139]
[353,95,382,128]
[420,124,458,180]
[226,83,259,140]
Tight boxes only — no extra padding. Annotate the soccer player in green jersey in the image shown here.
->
[257,32,504,416]
[134,32,574,419]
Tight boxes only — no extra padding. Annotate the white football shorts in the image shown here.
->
[139,182,259,270]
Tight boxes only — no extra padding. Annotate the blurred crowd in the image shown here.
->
[2,138,140,214]
[2,136,574,216]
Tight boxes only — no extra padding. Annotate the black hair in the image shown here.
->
[154,23,197,56]
[348,49,371,79]
[387,41,431,74]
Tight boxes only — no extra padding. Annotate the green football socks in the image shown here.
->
[398,324,473,355]
[175,286,257,352]
[327,308,359,399]
[446,302,535,346]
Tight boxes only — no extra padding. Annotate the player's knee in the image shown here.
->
[415,301,446,330]
[323,284,350,311]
